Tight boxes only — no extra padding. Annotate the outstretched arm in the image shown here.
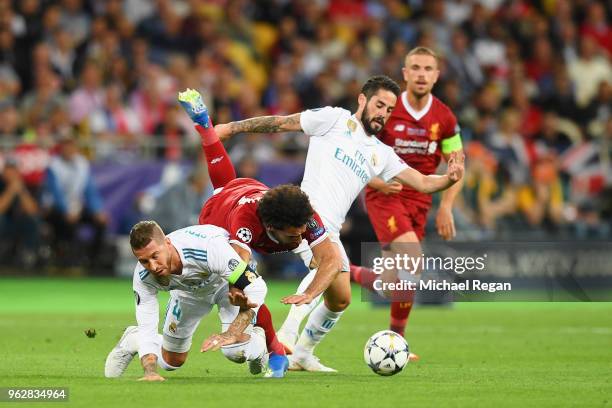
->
[393,151,464,194]
[214,113,302,141]
[281,238,342,306]
[201,308,255,352]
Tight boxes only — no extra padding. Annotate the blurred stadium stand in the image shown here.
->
[0,0,610,275]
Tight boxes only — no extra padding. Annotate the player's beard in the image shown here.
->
[362,108,385,135]
[410,81,432,99]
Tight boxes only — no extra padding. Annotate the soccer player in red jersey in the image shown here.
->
[352,47,464,360]
[178,89,343,376]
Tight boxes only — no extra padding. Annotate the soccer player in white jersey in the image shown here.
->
[104,220,277,380]
[214,75,464,371]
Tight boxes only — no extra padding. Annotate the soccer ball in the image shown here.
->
[363,330,410,376]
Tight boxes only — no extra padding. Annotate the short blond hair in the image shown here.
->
[405,46,439,67]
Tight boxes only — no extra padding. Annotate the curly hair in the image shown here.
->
[257,185,314,230]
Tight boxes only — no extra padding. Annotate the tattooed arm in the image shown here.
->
[214,113,302,141]
[200,309,255,352]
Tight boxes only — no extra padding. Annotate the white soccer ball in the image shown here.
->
[363,330,410,376]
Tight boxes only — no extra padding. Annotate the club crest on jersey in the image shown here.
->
[236,227,252,243]
[371,153,378,166]
[245,270,257,283]
[169,322,177,334]
[347,119,357,132]
[430,123,440,141]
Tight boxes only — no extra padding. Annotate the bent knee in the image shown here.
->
[161,349,187,367]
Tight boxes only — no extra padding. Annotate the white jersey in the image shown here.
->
[132,224,263,356]
[300,106,409,233]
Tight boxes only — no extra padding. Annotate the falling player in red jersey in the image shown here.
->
[352,47,464,360]
[178,89,343,375]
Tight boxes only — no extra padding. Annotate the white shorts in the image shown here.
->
[293,232,350,272]
[161,286,252,353]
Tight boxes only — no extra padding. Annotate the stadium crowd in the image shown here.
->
[0,0,610,272]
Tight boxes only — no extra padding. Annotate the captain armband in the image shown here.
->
[441,133,463,154]
[227,260,261,290]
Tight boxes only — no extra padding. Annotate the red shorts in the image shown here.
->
[365,192,430,245]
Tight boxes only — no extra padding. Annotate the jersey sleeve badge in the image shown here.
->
[236,227,253,243]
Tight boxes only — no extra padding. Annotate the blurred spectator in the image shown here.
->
[568,36,611,108]
[150,165,212,232]
[0,0,606,256]
[43,135,107,266]
[446,28,484,98]
[68,60,104,124]
[0,156,41,268]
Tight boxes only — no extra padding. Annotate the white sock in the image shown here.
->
[294,303,344,355]
[279,269,322,337]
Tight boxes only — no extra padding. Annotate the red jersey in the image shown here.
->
[199,178,328,254]
[366,93,460,206]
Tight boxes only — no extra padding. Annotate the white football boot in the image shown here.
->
[288,352,337,372]
[248,327,269,375]
[104,326,139,378]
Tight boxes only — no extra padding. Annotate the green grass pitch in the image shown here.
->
[0,278,610,407]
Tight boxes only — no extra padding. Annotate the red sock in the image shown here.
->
[389,290,415,337]
[350,264,379,291]
[256,304,285,356]
[195,124,236,189]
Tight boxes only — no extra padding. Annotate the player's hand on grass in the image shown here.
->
[281,293,314,306]
[138,373,165,382]
[228,287,258,310]
[178,88,210,128]
[201,332,238,352]
[436,206,456,240]
[213,123,232,141]
[446,151,464,182]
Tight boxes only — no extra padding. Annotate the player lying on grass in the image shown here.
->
[104,221,277,381]
[178,89,343,372]
[212,75,465,372]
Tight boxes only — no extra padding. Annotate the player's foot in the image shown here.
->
[104,326,139,378]
[288,353,337,372]
[276,329,297,355]
[178,88,210,128]
[248,351,269,375]
[248,327,268,375]
[409,352,420,362]
[263,352,289,378]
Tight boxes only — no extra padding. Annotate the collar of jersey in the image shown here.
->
[401,92,432,120]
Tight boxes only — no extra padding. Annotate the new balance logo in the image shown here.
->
[210,157,224,164]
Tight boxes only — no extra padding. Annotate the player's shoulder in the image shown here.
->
[431,96,457,121]
[304,106,350,118]
[132,264,156,288]
[301,106,351,130]
[169,225,228,249]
